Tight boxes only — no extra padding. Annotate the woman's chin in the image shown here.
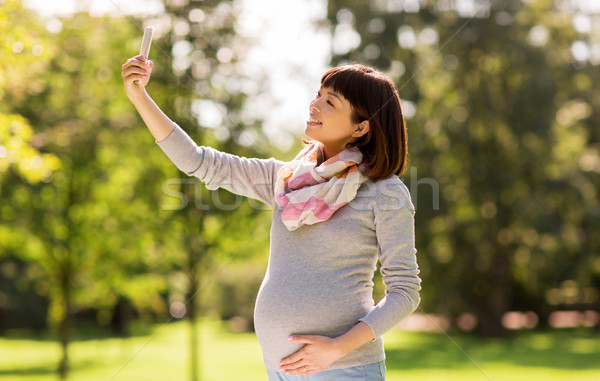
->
[304,126,316,139]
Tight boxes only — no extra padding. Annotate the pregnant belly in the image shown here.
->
[253,277,373,370]
[254,275,372,335]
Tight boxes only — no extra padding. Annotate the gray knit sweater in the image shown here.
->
[157,124,421,371]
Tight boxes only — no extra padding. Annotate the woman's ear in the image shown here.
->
[352,120,370,138]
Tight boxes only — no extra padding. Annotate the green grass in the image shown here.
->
[383,328,600,381]
[0,320,598,380]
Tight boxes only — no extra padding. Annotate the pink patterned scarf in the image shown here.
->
[275,142,368,231]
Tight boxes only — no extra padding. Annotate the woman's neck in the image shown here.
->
[321,144,346,162]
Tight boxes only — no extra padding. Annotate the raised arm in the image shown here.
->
[157,125,284,206]
[121,54,285,206]
[121,54,174,142]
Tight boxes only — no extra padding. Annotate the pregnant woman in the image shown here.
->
[122,54,421,380]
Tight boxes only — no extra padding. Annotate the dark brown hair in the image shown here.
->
[321,64,408,181]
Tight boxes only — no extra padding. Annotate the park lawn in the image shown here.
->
[0,320,598,380]
[383,328,600,381]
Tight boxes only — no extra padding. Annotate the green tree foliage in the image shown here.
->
[0,0,60,184]
[1,5,179,377]
[325,0,599,336]
[2,0,276,379]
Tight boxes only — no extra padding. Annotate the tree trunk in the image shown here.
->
[111,297,134,336]
[475,249,511,337]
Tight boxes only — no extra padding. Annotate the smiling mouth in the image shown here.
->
[307,116,322,125]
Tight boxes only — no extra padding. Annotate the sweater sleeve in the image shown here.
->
[359,179,421,338]
[156,123,285,207]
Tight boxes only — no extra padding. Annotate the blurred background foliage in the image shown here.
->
[0,0,599,379]
[325,0,600,337]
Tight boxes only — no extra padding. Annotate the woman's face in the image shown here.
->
[305,86,363,157]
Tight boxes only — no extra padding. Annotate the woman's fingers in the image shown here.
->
[280,354,303,373]
[280,362,309,376]
[288,364,313,376]
[122,70,148,86]
[280,351,302,367]
[121,56,154,100]
[279,334,342,376]
[121,56,153,87]
[121,65,148,78]
[122,58,150,72]
[280,357,303,369]
[280,356,315,375]
[124,74,148,86]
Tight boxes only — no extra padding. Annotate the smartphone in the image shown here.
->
[140,26,154,58]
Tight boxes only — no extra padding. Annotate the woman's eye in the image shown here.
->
[315,90,333,106]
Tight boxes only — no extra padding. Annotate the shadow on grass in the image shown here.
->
[0,366,56,376]
[385,328,600,372]
[1,320,159,342]
[0,359,97,377]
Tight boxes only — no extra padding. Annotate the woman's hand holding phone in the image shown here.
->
[121,55,153,101]
[121,26,154,102]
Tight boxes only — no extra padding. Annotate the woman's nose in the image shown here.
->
[309,99,319,112]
